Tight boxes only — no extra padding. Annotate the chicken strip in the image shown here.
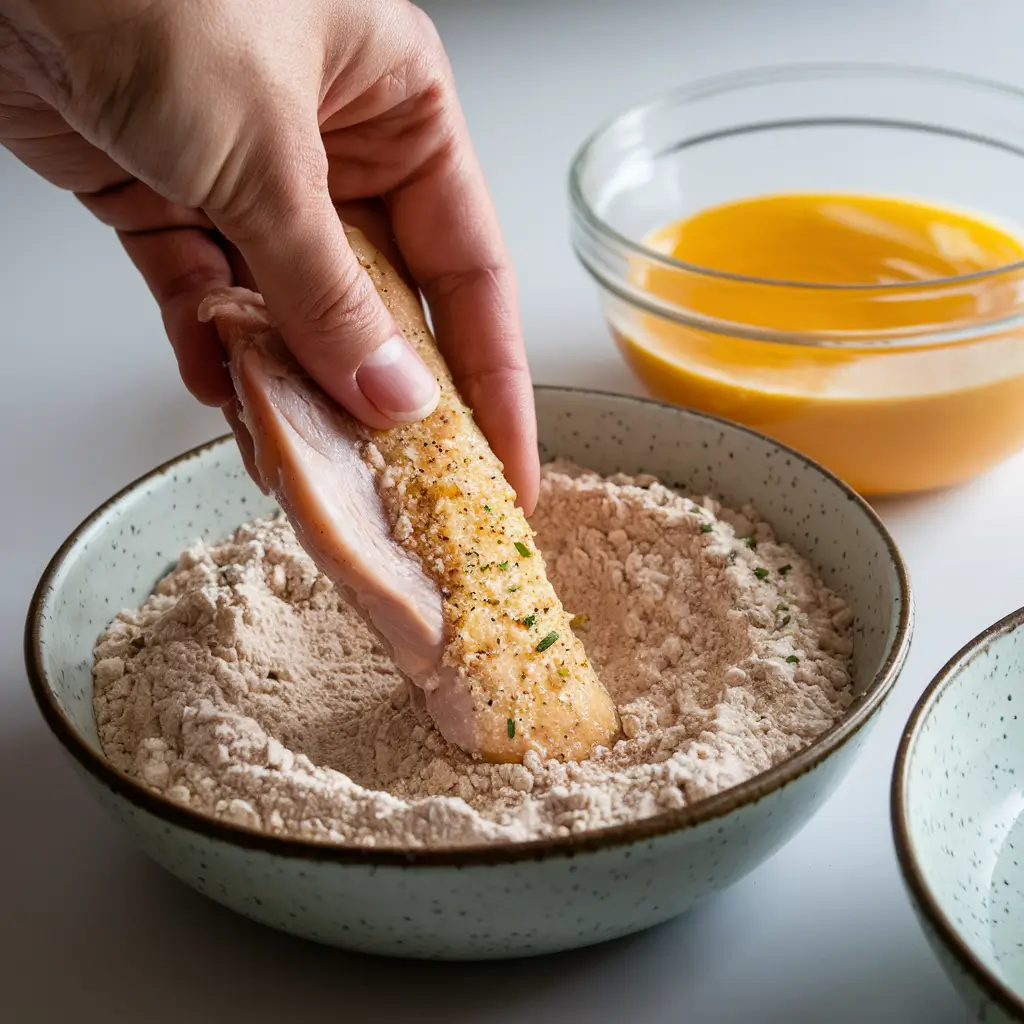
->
[198,226,618,763]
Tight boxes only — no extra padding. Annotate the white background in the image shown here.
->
[3,0,1023,1020]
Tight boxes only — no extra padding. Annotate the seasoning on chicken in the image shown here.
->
[199,226,619,763]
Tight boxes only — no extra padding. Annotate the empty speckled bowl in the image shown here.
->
[894,610,1024,1021]
[26,387,911,960]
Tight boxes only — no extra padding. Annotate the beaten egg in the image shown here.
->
[616,193,1024,494]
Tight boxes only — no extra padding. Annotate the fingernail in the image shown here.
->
[356,336,440,422]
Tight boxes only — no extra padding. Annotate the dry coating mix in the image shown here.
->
[93,462,854,848]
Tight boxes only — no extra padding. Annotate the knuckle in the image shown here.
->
[269,243,388,370]
[462,364,533,395]
[59,16,170,146]
[0,13,74,108]
[300,267,381,350]
[206,128,327,242]
[159,264,228,307]
[425,260,513,303]
[390,4,450,95]
[404,4,443,51]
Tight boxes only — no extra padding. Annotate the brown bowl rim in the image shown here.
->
[25,385,913,868]
[891,606,1024,1021]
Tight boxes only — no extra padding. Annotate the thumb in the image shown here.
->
[205,132,440,428]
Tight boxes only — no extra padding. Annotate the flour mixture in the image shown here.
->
[93,461,854,848]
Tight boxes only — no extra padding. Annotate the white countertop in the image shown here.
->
[4,0,1024,1020]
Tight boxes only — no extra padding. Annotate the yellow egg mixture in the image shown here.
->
[618,194,1024,494]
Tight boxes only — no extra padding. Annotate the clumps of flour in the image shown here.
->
[93,461,854,848]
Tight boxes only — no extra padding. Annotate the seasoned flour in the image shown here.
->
[93,461,854,848]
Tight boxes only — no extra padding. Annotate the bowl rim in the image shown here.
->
[569,61,1024,294]
[25,385,913,867]
[892,605,1024,1020]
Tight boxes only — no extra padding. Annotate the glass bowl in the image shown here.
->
[569,64,1024,496]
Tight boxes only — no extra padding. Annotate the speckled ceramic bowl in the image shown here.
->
[894,610,1024,1021]
[26,387,911,960]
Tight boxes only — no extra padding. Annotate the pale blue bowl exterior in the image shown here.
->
[895,612,1024,1022]
[28,387,912,959]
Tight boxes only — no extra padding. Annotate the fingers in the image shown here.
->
[117,216,267,496]
[387,112,539,512]
[204,128,439,430]
[79,178,214,233]
[117,226,235,406]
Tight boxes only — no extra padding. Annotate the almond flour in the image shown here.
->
[92,461,854,848]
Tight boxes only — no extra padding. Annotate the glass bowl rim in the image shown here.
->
[568,62,1024,293]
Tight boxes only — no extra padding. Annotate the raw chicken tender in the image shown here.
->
[199,227,618,763]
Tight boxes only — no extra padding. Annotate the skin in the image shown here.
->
[0,0,540,512]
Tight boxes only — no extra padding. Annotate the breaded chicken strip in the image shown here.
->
[199,226,618,763]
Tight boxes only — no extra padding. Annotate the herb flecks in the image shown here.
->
[557,667,570,678]
[786,655,799,664]
[779,564,793,577]
[699,523,714,534]
[507,717,516,739]
[754,567,770,580]
[536,631,559,653]
[514,541,532,558]
[743,536,757,549]
[497,561,509,570]
[522,613,537,628]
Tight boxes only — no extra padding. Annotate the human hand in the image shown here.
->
[0,0,539,510]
